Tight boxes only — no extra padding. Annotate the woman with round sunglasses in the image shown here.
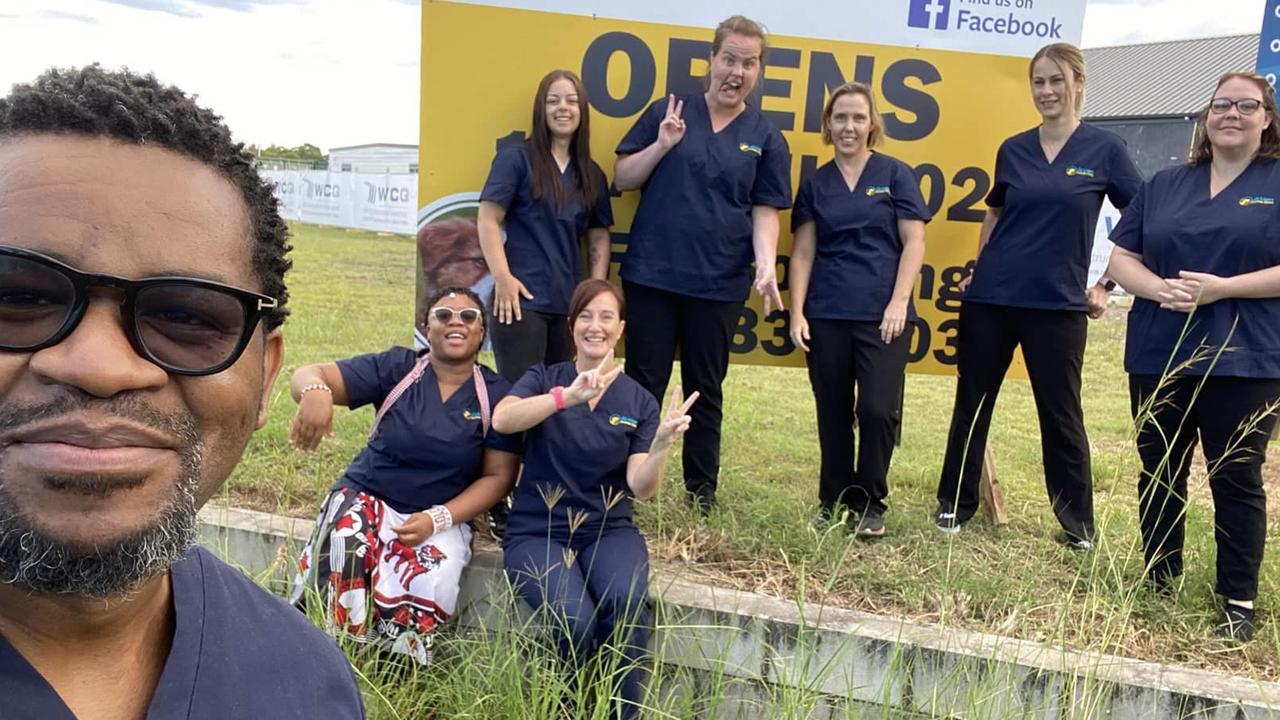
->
[789,82,930,538]
[0,244,280,375]
[287,286,521,664]
[1108,72,1280,642]
[478,69,613,383]
[493,279,697,718]
[934,42,1142,547]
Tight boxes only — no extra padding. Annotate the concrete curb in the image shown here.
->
[198,504,1279,719]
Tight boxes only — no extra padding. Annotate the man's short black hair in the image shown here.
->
[0,65,291,329]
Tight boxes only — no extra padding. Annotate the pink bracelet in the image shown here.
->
[550,385,567,411]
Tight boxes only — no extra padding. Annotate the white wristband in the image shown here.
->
[300,383,332,397]
[426,504,453,534]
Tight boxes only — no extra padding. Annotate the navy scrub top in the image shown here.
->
[335,347,522,513]
[503,362,660,544]
[480,142,614,315]
[791,153,932,322]
[616,93,793,302]
[1,547,364,719]
[965,123,1142,311]
[1110,158,1280,379]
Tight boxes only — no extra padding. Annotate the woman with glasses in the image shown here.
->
[493,279,696,718]
[478,69,613,383]
[1108,72,1280,642]
[788,82,930,538]
[934,42,1142,547]
[287,285,521,664]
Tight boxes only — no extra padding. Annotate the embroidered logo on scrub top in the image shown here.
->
[1065,165,1095,177]
[462,408,483,421]
[608,414,639,428]
[738,143,763,156]
[865,185,891,196]
[1238,195,1276,206]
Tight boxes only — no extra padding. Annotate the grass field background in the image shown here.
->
[227,222,1279,682]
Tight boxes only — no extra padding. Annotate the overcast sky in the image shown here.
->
[0,0,1268,149]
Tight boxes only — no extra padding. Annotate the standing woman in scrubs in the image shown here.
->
[479,69,614,383]
[614,15,792,512]
[934,43,1142,546]
[1108,72,1280,642]
[287,286,522,664]
[789,82,930,537]
[493,279,697,718]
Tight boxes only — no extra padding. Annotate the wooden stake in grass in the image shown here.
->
[979,440,1009,526]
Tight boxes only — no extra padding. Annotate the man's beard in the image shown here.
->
[0,394,204,599]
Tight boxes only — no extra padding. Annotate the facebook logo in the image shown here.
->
[908,0,951,30]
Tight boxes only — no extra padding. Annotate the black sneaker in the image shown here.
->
[849,509,885,539]
[687,484,717,517]
[1055,530,1094,551]
[1215,603,1257,643]
[812,506,834,530]
[932,503,970,534]
[486,500,509,542]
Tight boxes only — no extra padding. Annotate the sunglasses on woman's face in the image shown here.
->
[429,306,482,325]
[0,245,277,376]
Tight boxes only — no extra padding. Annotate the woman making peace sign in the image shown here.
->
[492,279,697,718]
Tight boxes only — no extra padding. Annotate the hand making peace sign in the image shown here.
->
[657,94,686,151]
[652,385,700,451]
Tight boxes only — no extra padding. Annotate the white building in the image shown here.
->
[327,143,418,174]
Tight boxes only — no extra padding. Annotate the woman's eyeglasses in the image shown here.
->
[429,306,482,325]
[0,245,277,376]
[1210,97,1263,115]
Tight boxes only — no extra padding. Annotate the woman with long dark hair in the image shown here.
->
[1109,72,1280,642]
[478,69,614,383]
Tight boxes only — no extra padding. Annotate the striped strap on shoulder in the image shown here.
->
[369,355,491,440]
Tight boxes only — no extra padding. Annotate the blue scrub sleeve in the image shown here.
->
[751,127,794,208]
[629,390,661,455]
[1105,138,1143,210]
[480,146,525,209]
[616,99,664,155]
[587,162,615,228]
[984,141,1010,208]
[790,175,815,231]
[891,160,932,223]
[1108,182,1147,254]
[509,362,551,399]
[482,380,525,454]
[336,346,417,409]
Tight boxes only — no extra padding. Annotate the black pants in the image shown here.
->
[936,302,1093,538]
[490,309,572,384]
[1130,374,1279,600]
[806,319,909,514]
[622,280,741,493]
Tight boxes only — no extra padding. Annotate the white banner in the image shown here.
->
[264,170,417,235]
[1088,198,1119,288]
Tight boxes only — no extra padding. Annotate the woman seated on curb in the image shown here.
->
[492,279,697,718]
[288,285,521,664]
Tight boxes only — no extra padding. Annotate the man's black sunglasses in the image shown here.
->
[0,245,278,376]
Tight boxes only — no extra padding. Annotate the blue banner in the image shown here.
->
[1257,0,1280,86]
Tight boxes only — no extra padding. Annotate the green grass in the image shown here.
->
[227,222,1279,684]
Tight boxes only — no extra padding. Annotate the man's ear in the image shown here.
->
[256,329,285,429]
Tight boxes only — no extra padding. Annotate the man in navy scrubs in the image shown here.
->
[0,67,364,717]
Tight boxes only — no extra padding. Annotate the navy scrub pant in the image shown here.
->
[936,301,1094,538]
[504,527,651,719]
[622,280,741,496]
[490,309,573,384]
[806,318,910,515]
[1129,374,1280,600]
